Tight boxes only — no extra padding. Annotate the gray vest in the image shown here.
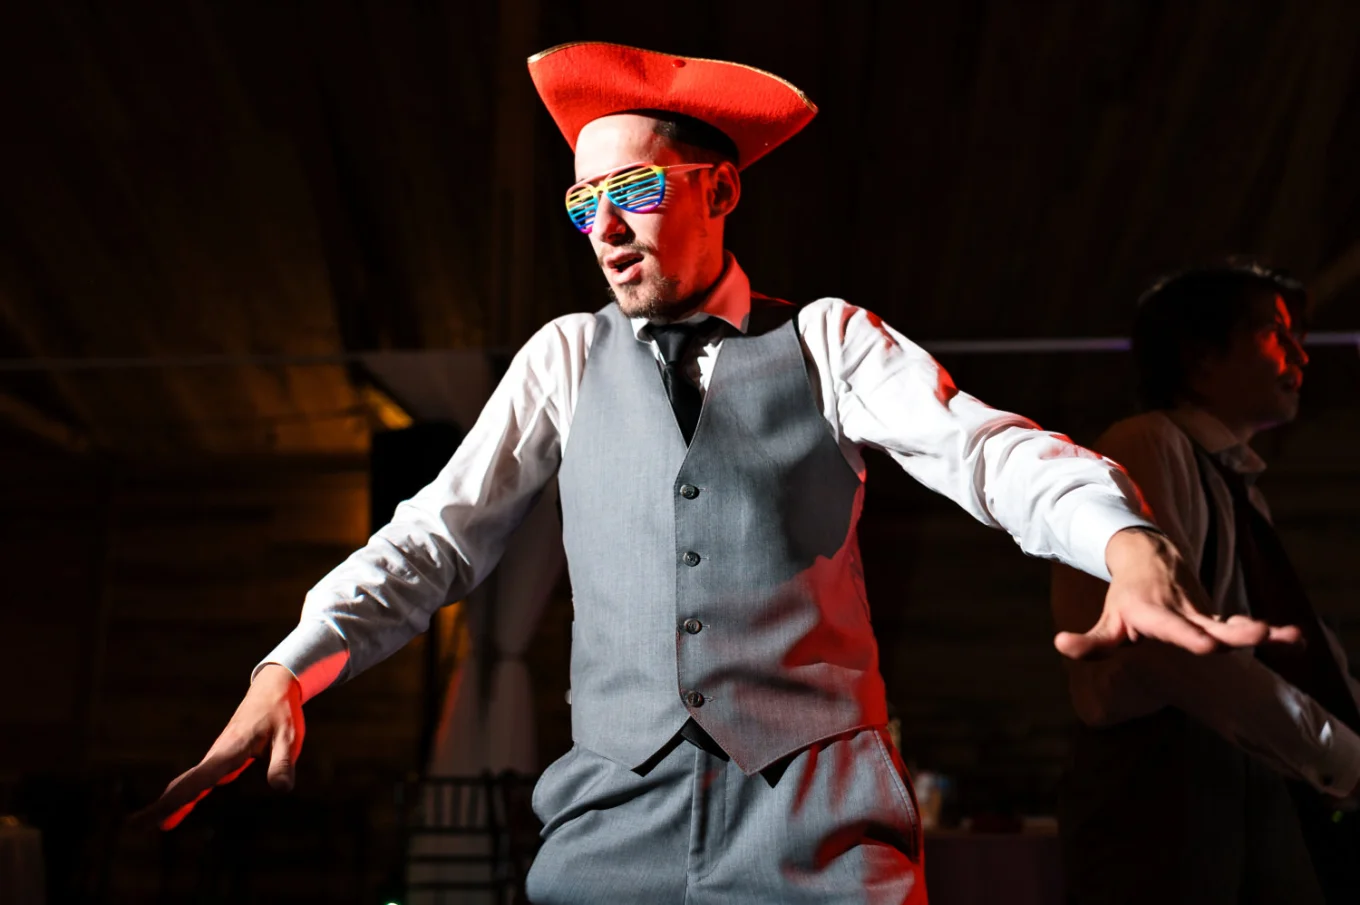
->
[557,297,886,775]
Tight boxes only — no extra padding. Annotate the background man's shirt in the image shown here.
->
[1052,406,1360,796]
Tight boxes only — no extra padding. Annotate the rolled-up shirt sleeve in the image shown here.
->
[255,315,589,701]
[821,298,1154,580]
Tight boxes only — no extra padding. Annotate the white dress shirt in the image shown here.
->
[261,254,1154,703]
[1052,406,1360,797]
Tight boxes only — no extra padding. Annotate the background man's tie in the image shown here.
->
[649,323,704,445]
[1203,456,1360,733]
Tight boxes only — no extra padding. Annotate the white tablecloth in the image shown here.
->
[925,830,1062,905]
[0,822,45,905]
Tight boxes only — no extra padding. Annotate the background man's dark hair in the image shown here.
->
[1130,260,1308,411]
[626,109,741,166]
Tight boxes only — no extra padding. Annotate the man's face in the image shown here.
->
[573,114,725,319]
[1190,294,1308,431]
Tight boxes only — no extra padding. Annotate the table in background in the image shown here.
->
[0,819,46,905]
[925,827,1062,905]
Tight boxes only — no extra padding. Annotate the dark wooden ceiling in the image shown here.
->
[1,0,1358,456]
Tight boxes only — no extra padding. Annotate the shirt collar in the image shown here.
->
[1166,405,1267,476]
[629,252,752,341]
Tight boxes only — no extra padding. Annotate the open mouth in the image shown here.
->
[604,252,645,284]
[607,252,643,272]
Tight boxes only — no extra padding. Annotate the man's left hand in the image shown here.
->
[1054,526,1302,659]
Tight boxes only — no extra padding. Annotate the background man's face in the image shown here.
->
[574,114,722,319]
[1191,294,1308,431]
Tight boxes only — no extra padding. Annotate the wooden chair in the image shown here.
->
[401,772,510,905]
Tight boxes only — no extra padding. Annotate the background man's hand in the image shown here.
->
[1054,527,1302,659]
[129,664,305,830]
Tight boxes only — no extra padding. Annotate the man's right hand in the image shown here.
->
[130,664,305,830]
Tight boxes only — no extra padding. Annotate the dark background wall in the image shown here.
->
[1,1,1358,902]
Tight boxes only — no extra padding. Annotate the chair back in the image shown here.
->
[402,772,509,905]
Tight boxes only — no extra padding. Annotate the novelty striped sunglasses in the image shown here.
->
[565,162,714,233]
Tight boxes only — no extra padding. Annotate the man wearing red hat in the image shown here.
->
[140,43,1299,903]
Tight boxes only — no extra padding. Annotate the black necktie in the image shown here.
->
[650,321,725,755]
[649,323,704,445]
[1202,454,1360,733]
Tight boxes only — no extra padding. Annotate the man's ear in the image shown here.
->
[1180,343,1217,399]
[708,161,741,218]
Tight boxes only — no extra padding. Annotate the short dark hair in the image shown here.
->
[1130,260,1308,410]
[624,109,740,165]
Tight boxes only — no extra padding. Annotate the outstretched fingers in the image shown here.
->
[129,666,306,831]
[266,722,303,792]
[1055,578,1304,661]
[1055,598,1217,660]
[1128,604,1219,655]
[1164,558,1300,649]
[1053,609,1126,660]
[1189,610,1302,648]
[128,745,257,830]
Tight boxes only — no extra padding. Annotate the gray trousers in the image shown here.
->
[526,726,925,904]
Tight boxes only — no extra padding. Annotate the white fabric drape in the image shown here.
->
[364,348,564,903]
[361,348,565,774]
[426,478,564,775]
[407,480,563,904]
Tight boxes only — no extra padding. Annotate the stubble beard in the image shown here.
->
[609,274,687,320]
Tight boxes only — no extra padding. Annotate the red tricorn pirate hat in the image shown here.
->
[527,41,817,170]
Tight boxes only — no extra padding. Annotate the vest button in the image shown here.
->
[679,484,699,499]
[683,618,703,634]
[682,550,701,567]
[684,690,705,708]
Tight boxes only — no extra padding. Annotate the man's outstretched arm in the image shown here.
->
[132,316,589,829]
[816,298,1299,656]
